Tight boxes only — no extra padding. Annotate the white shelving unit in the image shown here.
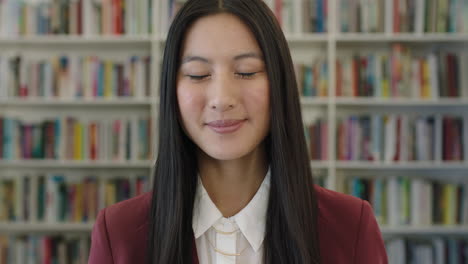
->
[0,0,467,240]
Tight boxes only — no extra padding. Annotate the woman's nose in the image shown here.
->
[208,73,238,112]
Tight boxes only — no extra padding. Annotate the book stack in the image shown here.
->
[295,60,328,97]
[0,234,89,264]
[0,115,153,161]
[345,176,468,226]
[337,0,385,33]
[0,0,153,36]
[338,0,468,34]
[0,54,152,99]
[0,0,84,36]
[304,118,328,161]
[88,0,152,35]
[336,114,465,162]
[0,172,150,223]
[163,0,327,34]
[386,237,468,263]
[336,44,468,99]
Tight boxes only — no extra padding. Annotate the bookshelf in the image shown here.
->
[0,0,466,263]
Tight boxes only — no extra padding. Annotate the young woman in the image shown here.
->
[88,0,388,263]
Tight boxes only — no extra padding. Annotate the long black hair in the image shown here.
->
[147,0,321,263]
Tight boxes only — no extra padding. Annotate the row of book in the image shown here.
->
[267,0,328,33]
[304,119,328,161]
[338,0,468,34]
[0,115,153,161]
[346,176,468,226]
[336,45,468,98]
[163,0,328,34]
[88,0,152,35]
[386,237,468,264]
[295,60,328,97]
[0,235,89,264]
[338,0,385,33]
[337,114,465,162]
[0,172,150,223]
[0,0,152,36]
[0,54,152,99]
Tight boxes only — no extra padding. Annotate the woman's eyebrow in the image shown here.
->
[233,52,264,61]
[181,52,264,65]
[181,56,210,64]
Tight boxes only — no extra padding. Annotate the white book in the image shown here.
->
[415,0,425,34]
[427,53,439,99]
[410,178,422,226]
[43,61,53,98]
[16,238,24,264]
[387,177,400,226]
[140,0,149,34]
[432,238,445,264]
[135,57,145,98]
[385,0,393,33]
[125,0,133,34]
[293,0,301,33]
[387,238,405,264]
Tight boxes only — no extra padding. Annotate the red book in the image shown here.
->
[90,122,97,160]
[393,0,400,33]
[393,116,401,161]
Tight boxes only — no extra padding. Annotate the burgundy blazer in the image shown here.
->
[88,185,388,263]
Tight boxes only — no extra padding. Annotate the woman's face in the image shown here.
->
[177,13,270,161]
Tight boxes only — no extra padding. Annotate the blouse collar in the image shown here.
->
[192,167,271,252]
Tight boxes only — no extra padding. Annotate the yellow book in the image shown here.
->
[105,182,116,207]
[74,122,83,160]
[421,60,430,98]
[442,184,456,225]
[105,60,113,98]
[74,183,84,222]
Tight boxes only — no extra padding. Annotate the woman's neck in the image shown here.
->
[196,145,269,218]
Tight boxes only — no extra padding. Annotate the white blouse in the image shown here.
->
[192,168,271,264]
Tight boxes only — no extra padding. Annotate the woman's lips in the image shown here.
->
[206,119,246,134]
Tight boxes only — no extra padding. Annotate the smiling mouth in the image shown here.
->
[206,119,246,134]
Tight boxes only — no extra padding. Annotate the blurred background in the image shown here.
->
[0,0,466,263]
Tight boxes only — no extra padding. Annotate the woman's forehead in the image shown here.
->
[180,13,263,59]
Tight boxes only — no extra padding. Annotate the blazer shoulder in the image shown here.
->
[104,191,153,231]
[314,184,363,224]
[314,185,388,264]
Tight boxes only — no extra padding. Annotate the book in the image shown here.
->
[346,176,468,226]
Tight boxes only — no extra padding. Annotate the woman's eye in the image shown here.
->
[237,72,257,79]
[187,74,210,80]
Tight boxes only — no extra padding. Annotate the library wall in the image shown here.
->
[0,0,466,263]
